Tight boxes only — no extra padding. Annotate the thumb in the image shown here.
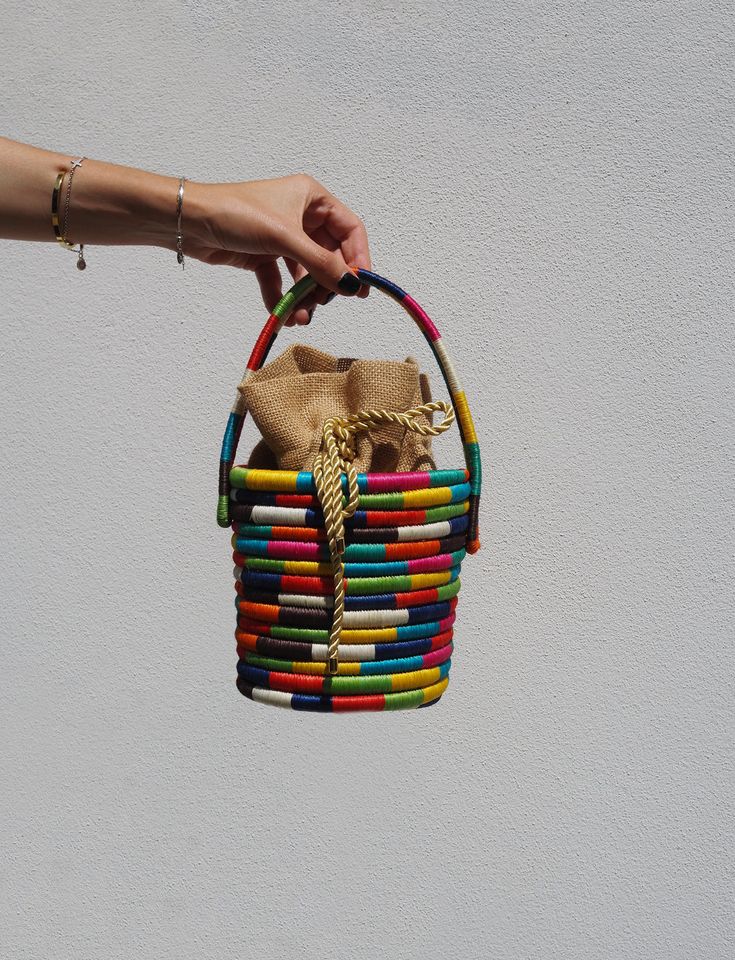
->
[281,232,363,296]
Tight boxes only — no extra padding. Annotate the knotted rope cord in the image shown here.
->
[312,400,456,675]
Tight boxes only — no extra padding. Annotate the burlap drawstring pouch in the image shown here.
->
[239,343,437,473]
[217,267,482,713]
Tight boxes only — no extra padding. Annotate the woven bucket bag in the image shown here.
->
[217,267,482,712]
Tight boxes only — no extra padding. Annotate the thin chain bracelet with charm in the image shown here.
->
[62,156,87,271]
[176,176,186,269]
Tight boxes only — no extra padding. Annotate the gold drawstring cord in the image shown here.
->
[312,400,456,675]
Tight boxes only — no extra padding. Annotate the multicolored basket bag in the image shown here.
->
[217,267,482,712]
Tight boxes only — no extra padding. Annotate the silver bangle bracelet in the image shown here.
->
[176,176,186,269]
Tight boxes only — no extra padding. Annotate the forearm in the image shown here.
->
[0,136,371,323]
[0,136,196,249]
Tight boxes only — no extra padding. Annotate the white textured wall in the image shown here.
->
[1,3,732,958]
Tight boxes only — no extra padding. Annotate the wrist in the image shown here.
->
[62,158,178,248]
[172,177,211,253]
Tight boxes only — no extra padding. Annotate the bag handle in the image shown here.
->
[216,266,481,553]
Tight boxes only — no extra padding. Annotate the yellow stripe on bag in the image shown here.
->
[400,486,454,507]
[422,676,450,703]
[453,391,477,444]
[391,665,442,691]
[233,468,301,491]
[339,626,400,644]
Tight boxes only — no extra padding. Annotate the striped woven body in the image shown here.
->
[230,466,468,711]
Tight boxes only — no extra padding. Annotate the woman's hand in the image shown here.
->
[184,173,372,326]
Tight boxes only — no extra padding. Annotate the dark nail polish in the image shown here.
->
[307,307,314,323]
[325,291,336,304]
[338,271,361,295]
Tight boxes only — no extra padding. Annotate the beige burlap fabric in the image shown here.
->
[239,343,437,472]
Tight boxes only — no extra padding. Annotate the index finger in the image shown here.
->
[307,189,373,297]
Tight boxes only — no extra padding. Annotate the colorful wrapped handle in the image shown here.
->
[217,267,481,552]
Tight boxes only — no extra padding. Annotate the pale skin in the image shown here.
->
[0,136,372,326]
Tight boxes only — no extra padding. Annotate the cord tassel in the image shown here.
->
[312,400,456,674]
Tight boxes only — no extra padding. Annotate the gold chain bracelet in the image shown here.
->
[50,156,87,270]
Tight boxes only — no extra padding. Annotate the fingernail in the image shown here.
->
[325,291,336,304]
[338,271,361,295]
[307,307,314,323]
